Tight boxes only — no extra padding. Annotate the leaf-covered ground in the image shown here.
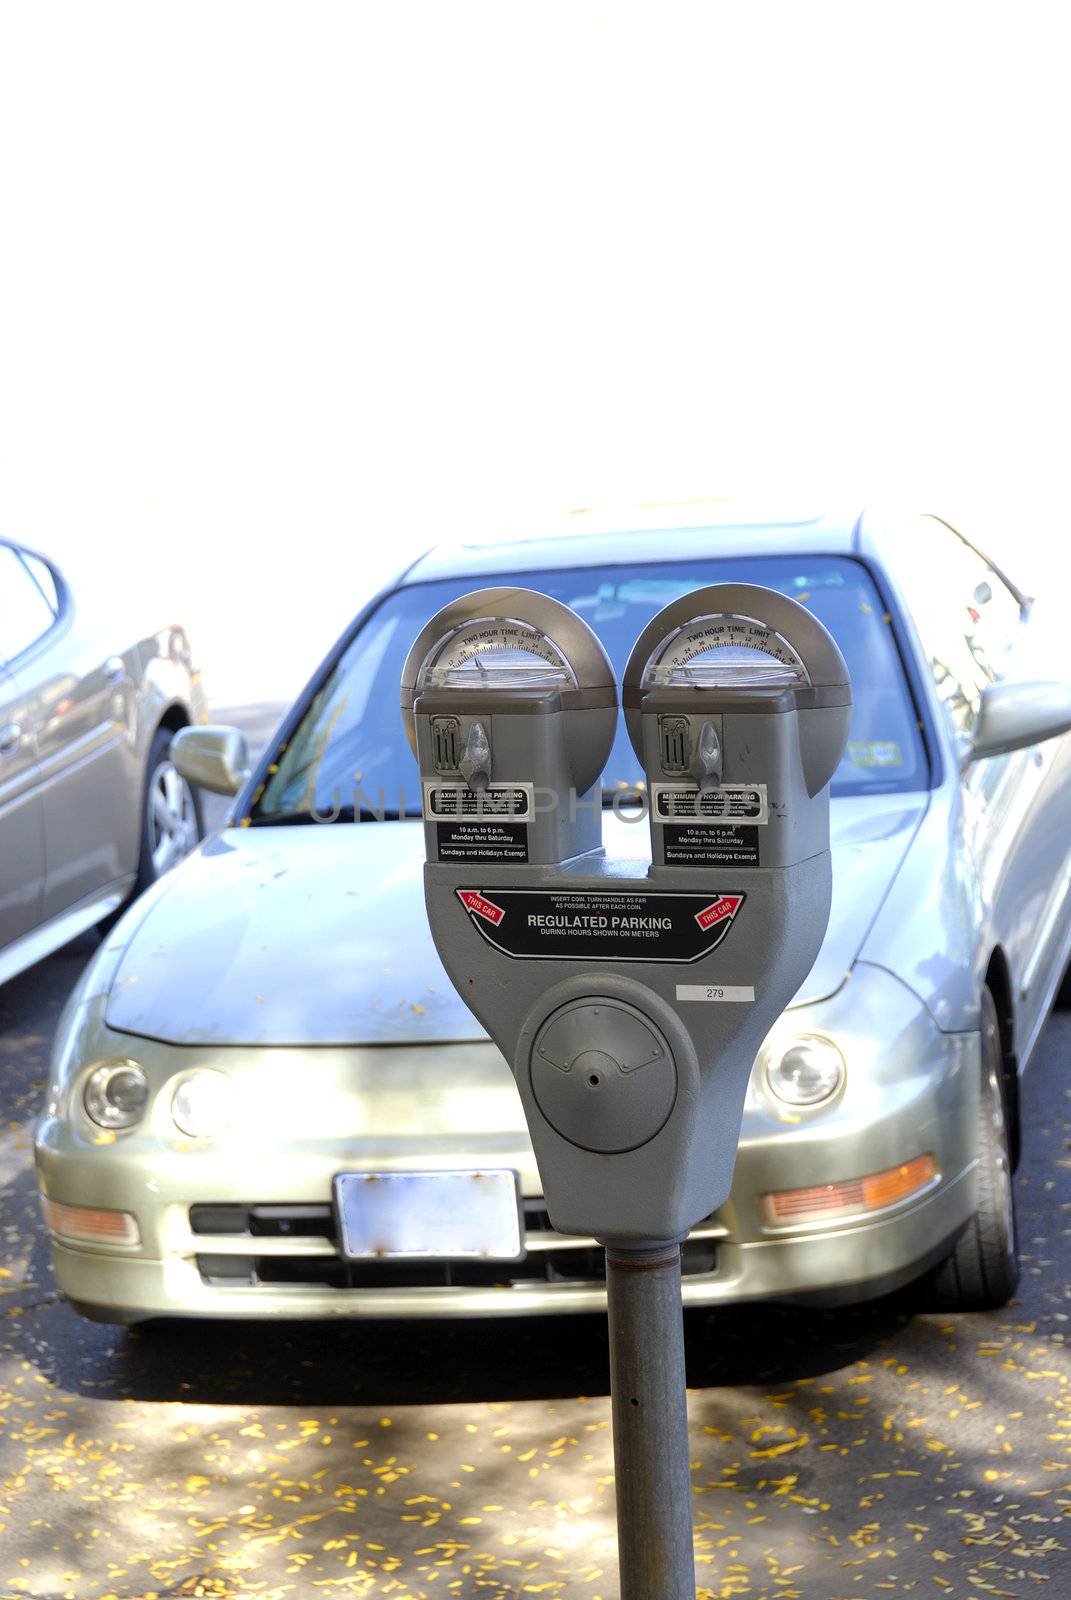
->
[2,935,1069,1599]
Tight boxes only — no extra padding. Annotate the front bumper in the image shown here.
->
[36,965,981,1323]
[47,1165,975,1323]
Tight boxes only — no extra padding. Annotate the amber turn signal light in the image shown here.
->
[764,1154,937,1227]
[41,1198,140,1246]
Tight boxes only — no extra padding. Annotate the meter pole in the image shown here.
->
[605,1242,696,1599]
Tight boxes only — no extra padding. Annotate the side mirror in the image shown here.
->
[172,725,251,796]
[967,680,1071,763]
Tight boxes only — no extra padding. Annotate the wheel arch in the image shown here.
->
[156,701,192,738]
[983,945,1021,1170]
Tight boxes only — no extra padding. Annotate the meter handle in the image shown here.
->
[606,1243,697,1599]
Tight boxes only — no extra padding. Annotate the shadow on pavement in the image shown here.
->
[5,1284,915,1409]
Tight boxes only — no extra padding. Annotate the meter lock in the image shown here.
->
[530,999,676,1155]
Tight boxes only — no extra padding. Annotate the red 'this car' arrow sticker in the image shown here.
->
[694,894,744,932]
[456,889,506,926]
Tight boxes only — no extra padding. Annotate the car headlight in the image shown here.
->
[171,1071,234,1138]
[764,1035,845,1106]
[84,1060,150,1130]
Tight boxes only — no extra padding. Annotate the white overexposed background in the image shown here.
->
[1,2,1068,704]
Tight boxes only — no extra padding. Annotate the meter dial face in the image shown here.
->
[420,616,579,692]
[642,612,812,690]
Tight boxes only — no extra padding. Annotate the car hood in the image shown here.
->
[104,793,927,1047]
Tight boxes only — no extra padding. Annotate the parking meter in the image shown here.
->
[403,583,850,1244]
[402,582,851,1600]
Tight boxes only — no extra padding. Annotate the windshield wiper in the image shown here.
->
[602,789,647,809]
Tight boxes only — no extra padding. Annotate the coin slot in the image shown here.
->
[432,716,461,771]
[659,715,690,773]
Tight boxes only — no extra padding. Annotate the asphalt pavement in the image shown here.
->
[1,755,1070,1599]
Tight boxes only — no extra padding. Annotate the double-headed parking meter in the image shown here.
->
[402,583,851,1600]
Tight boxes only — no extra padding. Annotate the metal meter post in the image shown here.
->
[402,584,851,1600]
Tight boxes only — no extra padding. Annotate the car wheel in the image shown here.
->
[137,727,204,891]
[97,727,203,937]
[930,987,1019,1311]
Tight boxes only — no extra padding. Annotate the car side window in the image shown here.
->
[883,516,1023,736]
[0,543,61,664]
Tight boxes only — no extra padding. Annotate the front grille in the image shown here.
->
[191,1198,721,1291]
[190,1203,334,1239]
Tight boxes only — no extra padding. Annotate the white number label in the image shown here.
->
[675,984,756,1003]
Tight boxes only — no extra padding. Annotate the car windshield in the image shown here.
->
[251,554,927,822]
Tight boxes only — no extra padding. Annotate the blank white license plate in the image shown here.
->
[333,1170,524,1260]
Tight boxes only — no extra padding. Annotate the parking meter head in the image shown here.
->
[623,585,851,870]
[401,588,618,864]
[408,583,852,1246]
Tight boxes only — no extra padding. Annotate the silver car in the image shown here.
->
[1,535,207,987]
[34,508,1071,1322]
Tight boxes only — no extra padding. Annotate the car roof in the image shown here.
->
[397,502,864,585]
[401,505,865,584]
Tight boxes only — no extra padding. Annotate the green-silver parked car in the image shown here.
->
[34,507,1071,1322]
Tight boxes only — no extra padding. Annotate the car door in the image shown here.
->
[881,516,1055,1043]
[1,545,136,921]
[0,565,48,962]
[995,586,1071,1050]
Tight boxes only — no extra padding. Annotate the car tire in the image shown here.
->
[100,727,204,938]
[99,726,206,934]
[930,987,1019,1311]
[135,726,204,893]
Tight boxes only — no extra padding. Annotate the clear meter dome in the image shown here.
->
[641,614,811,690]
[420,617,578,692]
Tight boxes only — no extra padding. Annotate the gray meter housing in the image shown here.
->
[403,584,851,1246]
